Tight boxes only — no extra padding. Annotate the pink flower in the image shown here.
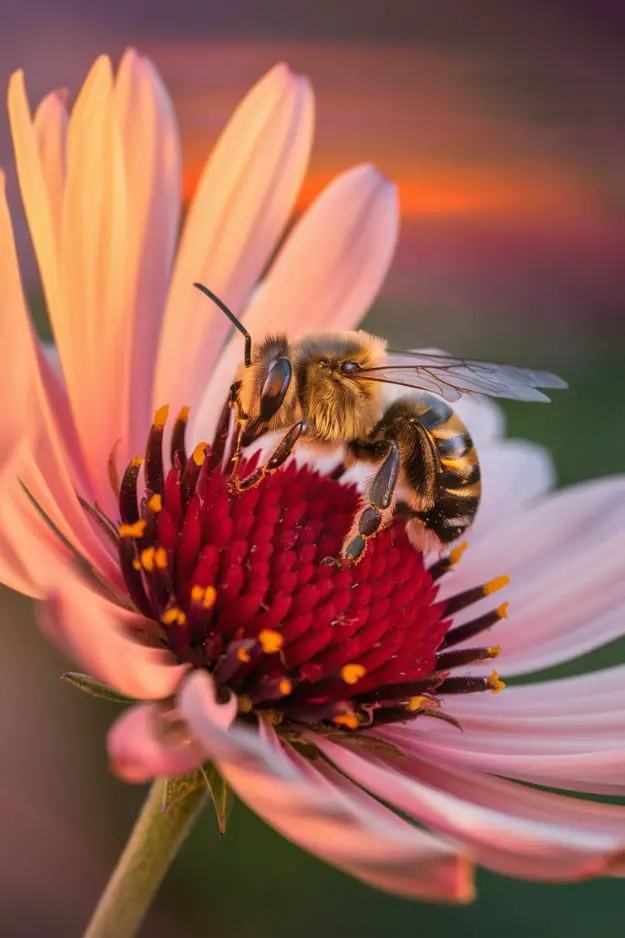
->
[3,49,625,904]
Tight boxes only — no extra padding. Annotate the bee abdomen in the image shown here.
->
[379,394,482,545]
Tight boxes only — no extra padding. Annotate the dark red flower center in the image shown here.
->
[116,404,507,731]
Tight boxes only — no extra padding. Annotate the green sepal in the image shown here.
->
[61,671,137,704]
[163,764,234,837]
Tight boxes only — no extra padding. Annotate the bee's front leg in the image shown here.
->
[341,438,401,565]
[231,422,307,492]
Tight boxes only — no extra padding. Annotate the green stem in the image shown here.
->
[83,779,207,938]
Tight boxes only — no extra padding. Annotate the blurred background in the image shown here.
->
[1,1,624,935]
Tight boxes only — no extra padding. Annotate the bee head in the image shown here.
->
[294,330,387,441]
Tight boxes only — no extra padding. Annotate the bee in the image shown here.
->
[194,283,566,564]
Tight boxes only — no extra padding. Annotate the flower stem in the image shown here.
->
[83,779,207,938]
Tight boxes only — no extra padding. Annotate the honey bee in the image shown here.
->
[194,283,566,563]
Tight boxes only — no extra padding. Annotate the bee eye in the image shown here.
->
[340,361,361,375]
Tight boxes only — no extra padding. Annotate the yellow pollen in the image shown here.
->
[237,647,251,663]
[487,670,506,694]
[497,602,509,619]
[279,678,292,696]
[487,645,502,658]
[406,695,429,712]
[153,404,169,428]
[484,575,510,596]
[118,519,147,538]
[147,493,162,513]
[154,547,168,570]
[191,585,205,603]
[238,695,253,713]
[161,607,186,626]
[340,663,367,685]
[130,455,143,468]
[449,541,468,565]
[192,443,207,466]
[259,629,284,654]
[203,585,217,609]
[177,405,190,422]
[132,558,141,570]
[333,712,360,730]
[140,547,155,571]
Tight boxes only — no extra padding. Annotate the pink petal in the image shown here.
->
[154,63,314,420]
[448,395,505,448]
[33,88,68,243]
[114,50,182,449]
[57,55,134,510]
[318,737,625,881]
[0,483,34,595]
[0,173,113,594]
[438,476,625,668]
[389,668,625,795]
[179,670,295,777]
[0,476,78,597]
[0,171,34,477]
[10,56,181,516]
[195,163,399,437]
[8,69,62,333]
[468,438,554,540]
[108,702,204,783]
[179,672,472,899]
[38,568,187,699]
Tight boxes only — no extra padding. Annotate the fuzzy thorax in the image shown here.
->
[234,329,387,444]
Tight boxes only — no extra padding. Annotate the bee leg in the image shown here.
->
[341,439,401,565]
[226,381,255,478]
[231,422,306,493]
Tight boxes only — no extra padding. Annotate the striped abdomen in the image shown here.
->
[376,393,482,544]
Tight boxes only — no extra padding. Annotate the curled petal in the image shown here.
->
[108,702,203,782]
[179,672,472,899]
[196,163,399,436]
[179,670,296,779]
[38,569,187,699]
[155,63,314,420]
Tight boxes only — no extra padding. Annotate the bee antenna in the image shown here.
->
[193,282,252,367]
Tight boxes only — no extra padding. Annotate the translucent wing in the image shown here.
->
[357,349,567,403]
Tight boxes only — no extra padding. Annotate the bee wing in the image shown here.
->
[357,349,567,403]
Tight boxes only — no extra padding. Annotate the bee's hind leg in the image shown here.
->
[341,439,400,565]
[231,422,306,492]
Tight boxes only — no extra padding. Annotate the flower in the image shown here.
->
[2,49,625,905]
